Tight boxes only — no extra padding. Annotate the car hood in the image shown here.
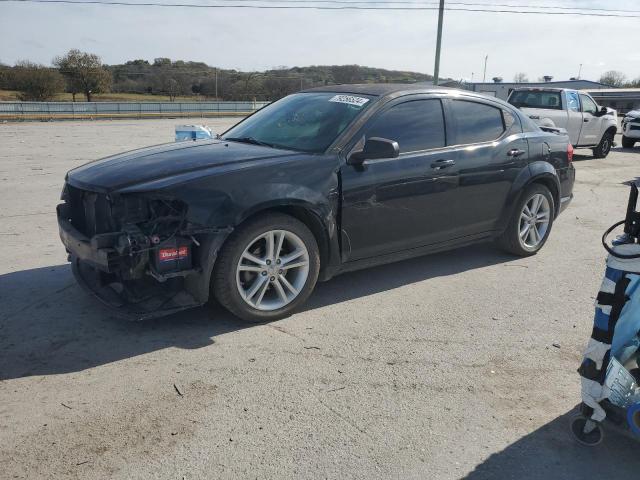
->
[66,140,299,193]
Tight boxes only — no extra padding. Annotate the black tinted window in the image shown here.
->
[509,90,562,110]
[365,99,445,153]
[450,100,505,144]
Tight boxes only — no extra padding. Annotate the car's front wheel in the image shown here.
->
[496,184,554,256]
[213,212,320,323]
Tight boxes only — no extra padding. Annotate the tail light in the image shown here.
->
[567,143,574,163]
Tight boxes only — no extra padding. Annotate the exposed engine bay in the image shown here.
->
[57,183,230,319]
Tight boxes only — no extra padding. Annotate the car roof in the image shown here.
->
[511,87,574,93]
[303,83,453,97]
[303,83,515,108]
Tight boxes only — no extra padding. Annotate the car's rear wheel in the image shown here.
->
[496,184,554,256]
[592,131,614,158]
[622,135,636,149]
[213,212,320,323]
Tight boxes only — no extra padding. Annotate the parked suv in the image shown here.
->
[58,85,575,322]
[622,110,640,148]
[508,88,618,158]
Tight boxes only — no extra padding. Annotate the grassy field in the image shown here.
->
[0,90,210,102]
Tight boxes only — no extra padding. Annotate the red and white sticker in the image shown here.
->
[158,246,189,262]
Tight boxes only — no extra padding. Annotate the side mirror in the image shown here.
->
[348,137,400,165]
[595,106,608,117]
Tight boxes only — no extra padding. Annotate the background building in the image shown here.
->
[587,89,640,115]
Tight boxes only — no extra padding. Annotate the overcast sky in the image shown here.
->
[1,0,639,82]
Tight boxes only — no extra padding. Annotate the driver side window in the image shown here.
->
[365,99,446,153]
[580,94,598,115]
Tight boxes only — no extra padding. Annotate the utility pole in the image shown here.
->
[215,68,218,100]
[482,55,488,83]
[578,63,583,80]
[432,0,445,85]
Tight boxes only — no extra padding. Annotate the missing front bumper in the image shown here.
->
[71,256,204,321]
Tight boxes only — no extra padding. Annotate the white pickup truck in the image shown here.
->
[508,88,618,158]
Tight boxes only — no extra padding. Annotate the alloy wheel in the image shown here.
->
[235,229,310,311]
[518,193,551,249]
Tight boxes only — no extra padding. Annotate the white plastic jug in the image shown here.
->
[175,125,213,142]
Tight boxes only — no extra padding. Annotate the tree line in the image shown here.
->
[0,50,433,102]
[2,50,637,102]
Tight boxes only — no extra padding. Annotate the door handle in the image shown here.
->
[507,149,526,158]
[584,118,590,123]
[431,159,455,170]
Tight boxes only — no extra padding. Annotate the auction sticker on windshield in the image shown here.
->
[329,95,370,107]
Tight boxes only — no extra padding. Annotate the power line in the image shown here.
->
[8,0,639,13]
[406,1,640,14]
[9,0,631,11]
[21,0,640,14]
[3,0,640,16]
[201,0,640,15]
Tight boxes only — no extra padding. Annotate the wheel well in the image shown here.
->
[530,177,560,215]
[239,205,330,271]
[605,126,617,138]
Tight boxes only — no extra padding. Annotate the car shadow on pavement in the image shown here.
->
[464,408,640,480]
[618,148,640,155]
[613,146,640,156]
[0,243,514,380]
[0,264,245,380]
[573,145,640,162]
[305,242,513,310]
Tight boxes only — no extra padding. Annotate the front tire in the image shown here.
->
[212,212,320,323]
[592,131,614,158]
[496,184,554,256]
[622,135,636,149]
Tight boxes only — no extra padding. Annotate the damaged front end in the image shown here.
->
[57,183,230,320]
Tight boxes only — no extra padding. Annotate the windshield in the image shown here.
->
[222,92,374,153]
[509,90,562,110]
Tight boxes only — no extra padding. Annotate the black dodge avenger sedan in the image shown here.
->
[58,84,575,322]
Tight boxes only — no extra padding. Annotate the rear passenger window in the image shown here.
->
[450,100,505,144]
[365,99,445,153]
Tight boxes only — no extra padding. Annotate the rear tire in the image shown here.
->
[212,212,320,323]
[592,131,614,158]
[622,135,636,149]
[496,184,555,257]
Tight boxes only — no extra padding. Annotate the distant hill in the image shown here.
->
[0,58,441,101]
[107,61,437,101]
